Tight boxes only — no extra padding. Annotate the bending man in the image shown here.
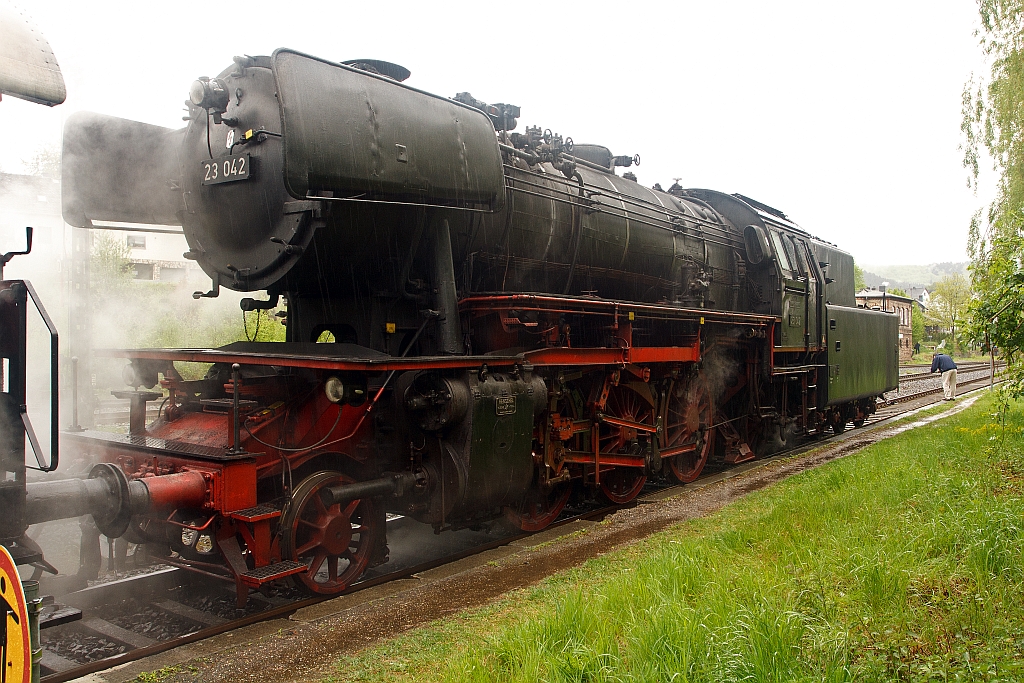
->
[931,352,958,400]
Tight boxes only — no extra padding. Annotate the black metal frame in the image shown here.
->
[0,278,59,473]
[22,280,59,472]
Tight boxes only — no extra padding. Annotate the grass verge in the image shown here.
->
[326,394,1024,682]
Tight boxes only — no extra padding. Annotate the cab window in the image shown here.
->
[769,230,792,271]
[787,236,809,275]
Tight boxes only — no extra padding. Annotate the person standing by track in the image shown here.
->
[931,352,958,400]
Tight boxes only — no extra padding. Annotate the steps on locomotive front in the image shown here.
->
[228,504,281,523]
[238,560,307,588]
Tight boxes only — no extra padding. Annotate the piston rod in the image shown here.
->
[319,471,421,508]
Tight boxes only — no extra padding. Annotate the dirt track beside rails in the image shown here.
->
[82,397,975,683]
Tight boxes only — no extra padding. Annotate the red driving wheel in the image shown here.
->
[596,384,653,504]
[280,471,383,595]
[663,373,715,484]
[504,477,573,531]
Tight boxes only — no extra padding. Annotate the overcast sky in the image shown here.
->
[1,0,988,267]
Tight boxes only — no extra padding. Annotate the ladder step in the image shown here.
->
[228,504,281,522]
[239,560,307,588]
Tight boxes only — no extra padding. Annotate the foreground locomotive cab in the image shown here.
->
[5,48,897,604]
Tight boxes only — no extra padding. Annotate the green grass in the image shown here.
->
[325,394,1024,683]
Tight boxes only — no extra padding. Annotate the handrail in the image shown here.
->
[21,280,58,472]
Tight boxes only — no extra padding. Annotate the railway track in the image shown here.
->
[886,361,1003,405]
[899,360,996,377]
[36,361,1004,683]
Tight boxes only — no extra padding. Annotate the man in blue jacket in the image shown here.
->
[931,352,958,400]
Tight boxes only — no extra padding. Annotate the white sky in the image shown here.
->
[1,0,989,266]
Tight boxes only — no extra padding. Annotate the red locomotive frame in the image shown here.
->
[62,294,774,605]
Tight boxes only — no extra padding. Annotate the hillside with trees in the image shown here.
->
[858,262,969,289]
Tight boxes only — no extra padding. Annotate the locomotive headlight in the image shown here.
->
[189,77,229,114]
[325,376,345,404]
[122,363,137,387]
[195,534,214,554]
[188,80,207,107]
[181,528,197,547]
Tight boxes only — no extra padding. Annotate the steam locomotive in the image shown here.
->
[1,50,897,605]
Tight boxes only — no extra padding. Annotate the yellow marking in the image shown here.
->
[0,545,30,683]
[628,311,635,321]
[385,322,396,334]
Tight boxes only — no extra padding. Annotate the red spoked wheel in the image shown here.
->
[280,471,384,596]
[504,477,573,531]
[596,384,654,504]
[599,466,647,503]
[663,373,715,484]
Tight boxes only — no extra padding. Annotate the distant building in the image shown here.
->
[0,172,62,260]
[122,231,202,284]
[907,286,930,309]
[1,172,200,285]
[856,289,914,361]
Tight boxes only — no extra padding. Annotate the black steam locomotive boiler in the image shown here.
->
[1,49,897,604]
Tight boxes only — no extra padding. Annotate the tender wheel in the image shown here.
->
[504,478,573,531]
[596,384,654,504]
[280,471,384,596]
[830,412,847,435]
[663,373,715,484]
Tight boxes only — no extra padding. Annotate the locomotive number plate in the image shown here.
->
[495,396,516,415]
[200,154,250,185]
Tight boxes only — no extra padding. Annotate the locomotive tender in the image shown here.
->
[1,50,897,604]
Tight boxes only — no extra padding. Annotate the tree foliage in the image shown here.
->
[853,264,866,292]
[912,304,925,348]
[88,232,286,387]
[90,232,133,291]
[963,0,1024,393]
[22,144,60,178]
[926,274,972,353]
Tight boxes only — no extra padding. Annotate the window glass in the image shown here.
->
[768,230,792,271]
[782,236,799,272]
[787,236,809,274]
